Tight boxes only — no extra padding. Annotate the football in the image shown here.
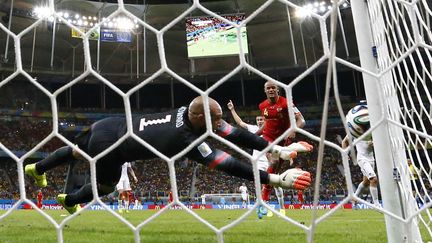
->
[346,104,371,139]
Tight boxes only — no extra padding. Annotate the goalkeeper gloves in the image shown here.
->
[269,168,311,190]
[271,141,314,161]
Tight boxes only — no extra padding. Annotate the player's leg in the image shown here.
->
[26,128,92,188]
[25,146,75,187]
[256,151,270,218]
[369,177,380,206]
[124,191,130,213]
[124,179,132,212]
[116,178,125,213]
[241,194,247,208]
[359,160,379,206]
[262,154,276,202]
[59,148,122,214]
[264,156,282,217]
[354,176,368,196]
[117,189,124,213]
[275,187,286,216]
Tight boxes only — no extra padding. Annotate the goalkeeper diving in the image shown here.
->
[25,96,313,214]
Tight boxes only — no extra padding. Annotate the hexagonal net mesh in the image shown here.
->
[0,0,431,242]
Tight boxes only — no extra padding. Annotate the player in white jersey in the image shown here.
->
[116,162,138,213]
[342,136,380,207]
[239,183,249,208]
[227,100,287,216]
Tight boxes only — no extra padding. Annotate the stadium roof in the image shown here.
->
[0,0,358,84]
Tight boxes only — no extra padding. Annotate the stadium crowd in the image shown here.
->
[2,101,430,205]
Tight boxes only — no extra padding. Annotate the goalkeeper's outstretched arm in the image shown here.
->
[187,142,311,190]
[216,120,313,160]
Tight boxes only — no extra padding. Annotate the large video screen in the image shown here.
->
[186,14,249,58]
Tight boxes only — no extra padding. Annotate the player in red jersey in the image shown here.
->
[258,81,307,212]
[37,190,43,209]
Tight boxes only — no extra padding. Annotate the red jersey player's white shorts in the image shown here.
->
[116,178,131,192]
[357,159,376,180]
[252,149,270,171]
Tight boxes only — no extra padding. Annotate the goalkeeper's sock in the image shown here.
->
[354,181,366,196]
[370,185,380,205]
[36,146,74,174]
[65,183,93,206]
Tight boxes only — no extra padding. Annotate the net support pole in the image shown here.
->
[50,19,57,69]
[285,5,297,65]
[136,32,139,78]
[351,1,421,242]
[142,4,147,74]
[3,0,13,62]
[97,19,101,72]
[72,47,76,77]
[30,27,37,72]
[298,21,308,67]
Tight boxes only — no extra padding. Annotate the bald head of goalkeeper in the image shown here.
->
[187,96,223,133]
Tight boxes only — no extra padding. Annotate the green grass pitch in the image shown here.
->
[0,209,431,242]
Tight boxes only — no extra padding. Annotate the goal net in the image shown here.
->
[0,0,431,242]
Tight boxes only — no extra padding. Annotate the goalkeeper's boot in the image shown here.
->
[57,194,81,215]
[25,163,47,188]
[279,209,286,216]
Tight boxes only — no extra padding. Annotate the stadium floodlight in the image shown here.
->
[319,6,326,13]
[295,7,311,18]
[33,6,51,19]
[117,17,134,30]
